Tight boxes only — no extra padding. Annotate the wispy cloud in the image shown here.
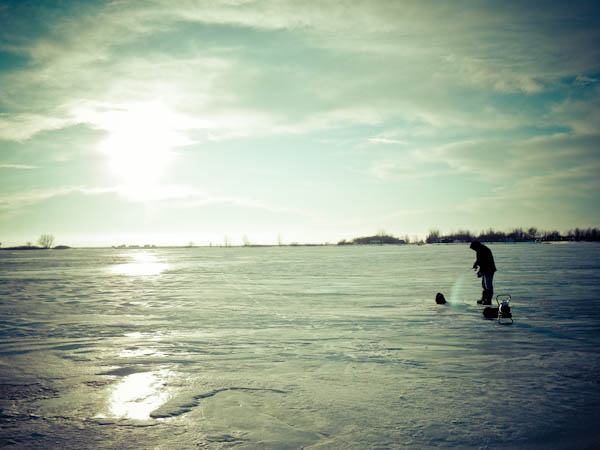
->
[112,183,318,219]
[0,186,117,214]
[0,164,38,169]
[0,113,76,141]
[367,158,434,181]
[0,182,316,223]
[550,93,600,136]
[413,139,509,179]
[445,54,545,94]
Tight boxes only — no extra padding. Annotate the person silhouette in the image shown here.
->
[470,241,497,305]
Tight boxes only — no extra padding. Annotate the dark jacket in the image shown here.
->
[470,241,497,274]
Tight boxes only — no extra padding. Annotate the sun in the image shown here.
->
[96,102,190,198]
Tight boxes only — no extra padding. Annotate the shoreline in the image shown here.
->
[2,240,599,251]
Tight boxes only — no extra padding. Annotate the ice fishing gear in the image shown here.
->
[435,292,447,304]
[496,294,513,324]
[482,306,498,319]
[481,294,513,324]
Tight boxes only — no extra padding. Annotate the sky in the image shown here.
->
[1,0,599,247]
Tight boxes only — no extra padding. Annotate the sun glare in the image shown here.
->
[96,102,191,196]
[110,251,169,276]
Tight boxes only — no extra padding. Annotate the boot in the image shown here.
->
[481,290,493,305]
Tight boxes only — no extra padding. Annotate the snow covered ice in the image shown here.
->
[1,243,599,449]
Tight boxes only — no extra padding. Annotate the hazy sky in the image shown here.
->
[1,0,599,246]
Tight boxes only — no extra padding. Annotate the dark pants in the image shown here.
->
[481,273,494,302]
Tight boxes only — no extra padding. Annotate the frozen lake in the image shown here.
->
[1,243,599,449]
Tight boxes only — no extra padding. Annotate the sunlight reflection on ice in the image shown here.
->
[118,348,166,358]
[107,370,170,420]
[123,331,164,340]
[110,252,169,276]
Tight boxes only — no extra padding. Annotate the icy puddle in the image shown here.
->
[99,369,171,421]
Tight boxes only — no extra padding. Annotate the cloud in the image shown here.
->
[378,159,600,233]
[451,160,600,228]
[488,166,600,209]
[446,55,545,94]
[0,182,316,224]
[368,137,407,145]
[575,75,599,86]
[550,92,600,136]
[0,164,38,169]
[2,0,598,144]
[112,183,317,219]
[413,139,507,179]
[0,113,76,141]
[366,130,409,146]
[508,133,600,172]
[411,128,600,185]
[368,160,418,181]
[0,186,117,214]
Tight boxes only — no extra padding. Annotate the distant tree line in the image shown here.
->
[0,234,71,250]
[425,227,600,243]
[337,227,600,246]
[338,234,408,245]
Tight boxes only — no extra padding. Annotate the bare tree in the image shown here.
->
[38,234,55,249]
[426,229,440,243]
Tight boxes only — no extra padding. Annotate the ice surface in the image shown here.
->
[1,243,599,449]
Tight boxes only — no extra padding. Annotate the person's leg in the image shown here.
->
[482,273,494,304]
[478,276,487,304]
[486,273,494,296]
[481,276,486,299]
